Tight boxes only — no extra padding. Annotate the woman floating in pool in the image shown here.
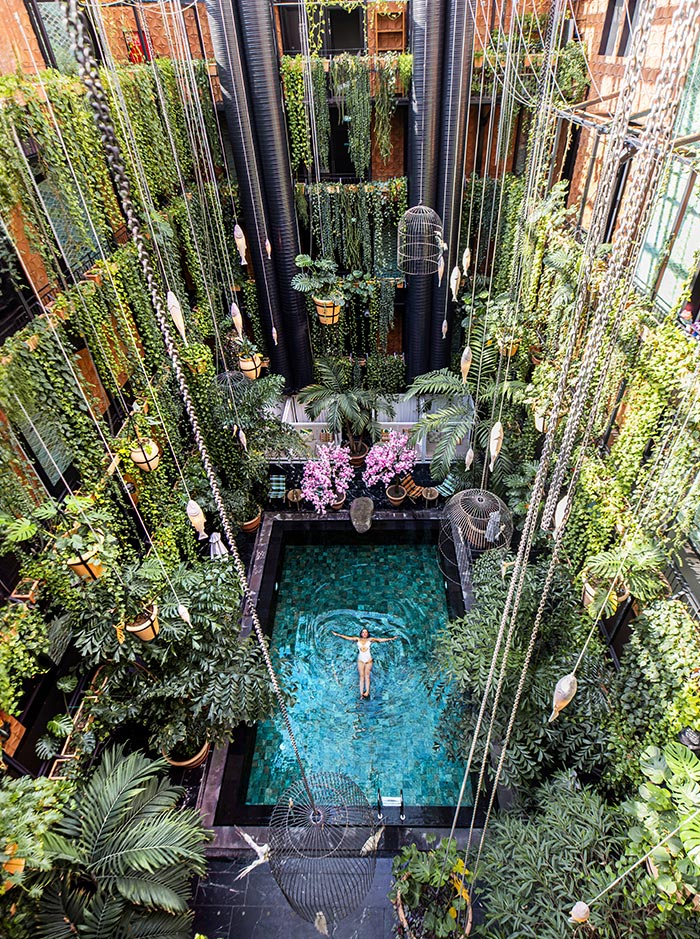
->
[332,627,398,699]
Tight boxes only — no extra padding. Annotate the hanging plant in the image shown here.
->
[373,54,398,164]
[280,56,311,173]
[331,55,371,178]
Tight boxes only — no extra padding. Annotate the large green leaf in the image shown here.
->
[665,742,700,783]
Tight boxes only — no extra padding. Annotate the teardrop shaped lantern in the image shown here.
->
[553,496,569,534]
[265,238,272,259]
[569,901,590,923]
[441,319,448,339]
[549,673,578,722]
[460,346,473,383]
[231,301,244,338]
[397,205,443,276]
[167,290,187,344]
[437,254,445,285]
[462,247,471,276]
[488,421,504,471]
[234,224,248,266]
[177,604,192,625]
[449,265,461,302]
[186,499,207,540]
[464,446,474,470]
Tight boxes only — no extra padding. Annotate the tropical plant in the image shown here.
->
[436,550,614,792]
[389,837,471,938]
[472,772,695,939]
[301,442,354,513]
[625,742,700,908]
[604,599,700,795]
[298,357,385,453]
[36,746,209,938]
[0,604,49,716]
[582,535,667,619]
[292,254,345,304]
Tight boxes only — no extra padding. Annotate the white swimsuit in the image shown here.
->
[357,639,372,663]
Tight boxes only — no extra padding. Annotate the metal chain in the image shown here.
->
[541,0,700,528]
[62,0,313,803]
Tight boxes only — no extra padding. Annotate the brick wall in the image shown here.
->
[568,0,683,227]
[100,2,214,63]
[0,0,45,75]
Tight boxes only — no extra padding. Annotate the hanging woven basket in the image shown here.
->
[313,296,342,325]
[238,354,263,380]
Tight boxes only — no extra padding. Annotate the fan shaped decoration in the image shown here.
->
[268,773,378,932]
[397,205,444,276]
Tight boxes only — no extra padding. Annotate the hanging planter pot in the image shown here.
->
[313,296,343,325]
[130,438,161,472]
[386,484,407,508]
[241,509,262,532]
[67,548,104,581]
[125,604,159,643]
[238,353,263,380]
[330,493,346,511]
[497,336,520,358]
[164,739,210,769]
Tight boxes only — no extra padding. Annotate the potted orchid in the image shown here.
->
[301,442,354,513]
[364,431,417,507]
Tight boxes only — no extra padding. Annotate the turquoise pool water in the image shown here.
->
[246,542,469,807]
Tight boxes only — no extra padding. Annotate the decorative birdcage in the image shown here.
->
[268,773,378,930]
[438,489,513,591]
[397,205,444,276]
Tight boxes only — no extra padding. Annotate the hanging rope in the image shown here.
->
[61,0,314,805]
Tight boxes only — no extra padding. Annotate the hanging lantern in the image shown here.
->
[177,604,192,626]
[234,224,248,266]
[272,325,278,346]
[485,510,501,543]
[186,499,207,540]
[460,345,473,383]
[167,290,186,344]
[397,205,443,276]
[450,266,461,302]
[462,247,471,276]
[464,446,474,470]
[441,319,448,339]
[554,496,569,534]
[437,254,445,285]
[231,301,244,337]
[534,409,548,434]
[549,673,578,722]
[209,532,229,560]
[569,902,590,923]
[265,238,272,259]
[488,421,504,471]
[238,428,248,451]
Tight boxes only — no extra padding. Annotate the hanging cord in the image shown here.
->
[62,0,313,804]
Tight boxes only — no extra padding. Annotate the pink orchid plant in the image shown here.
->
[363,431,417,488]
[301,442,354,513]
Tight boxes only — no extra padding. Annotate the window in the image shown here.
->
[598,0,638,57]
[276,5,365,56]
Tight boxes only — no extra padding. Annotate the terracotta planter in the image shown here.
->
[330,493,346,511]
[238,353,263,380]
[498,337,520,357]
[126,604,159,642]
[164,740,210,769]
[241,510,262,532]
[67,545,104,581]
[130,438,161,472]
[529,343,543,365]
[386,484,407,508]
[349,442,369,467]
[394,886,472,938]
[313,296,342,325]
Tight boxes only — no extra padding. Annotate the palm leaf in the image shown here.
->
[118,909,194,939]
[111,867,191,913]
[37,882,92,939]
[79,893,127,939]
[92,809,207,878]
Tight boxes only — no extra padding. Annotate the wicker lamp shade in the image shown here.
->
[443,489,513,553]
[268,773,378,930]
[397,205,444,275]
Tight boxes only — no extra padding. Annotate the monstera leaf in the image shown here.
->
[665,742,700,783]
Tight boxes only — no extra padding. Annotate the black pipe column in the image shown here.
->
[430,0,474,370]
[235,0,313,390]
[405,0,446,380]
[204,0,293,386]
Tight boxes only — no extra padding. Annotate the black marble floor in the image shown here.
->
[193,858,395,939]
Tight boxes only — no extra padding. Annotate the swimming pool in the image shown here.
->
[245,539,471,809]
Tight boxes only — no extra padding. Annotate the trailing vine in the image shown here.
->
[330,54,371,177]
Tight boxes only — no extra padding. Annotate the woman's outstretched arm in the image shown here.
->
[332,631,358,641]
[374,636,399,643]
